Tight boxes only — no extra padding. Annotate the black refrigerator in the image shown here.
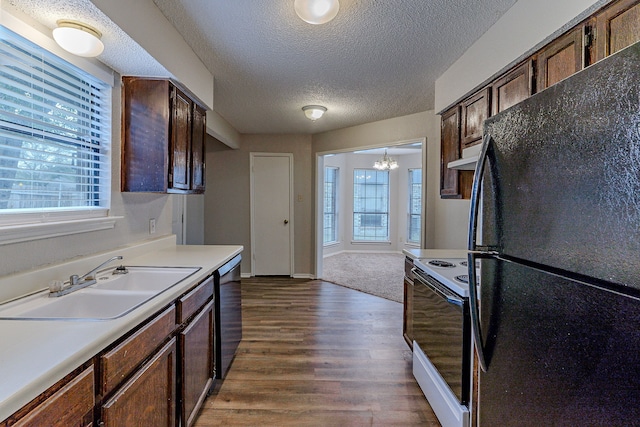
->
[468,41,640,426]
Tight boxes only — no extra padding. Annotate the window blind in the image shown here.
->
[0,25,111,222]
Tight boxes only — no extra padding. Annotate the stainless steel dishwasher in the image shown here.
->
[214,254,242,380]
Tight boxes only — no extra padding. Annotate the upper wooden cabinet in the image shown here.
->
[595,0,640,61]
[492,60,532,115]
[440,106,461,199]
[122,77,207,194]
[460,88,490,148]
[536,26,585,91]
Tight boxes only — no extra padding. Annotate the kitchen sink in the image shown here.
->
[0,266,200,321]
[92,266,200,292]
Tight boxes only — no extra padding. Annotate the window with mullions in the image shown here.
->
[353,169,389,241]
[0,26,111,227]
[323,166,338,245]
[408,168,422,244]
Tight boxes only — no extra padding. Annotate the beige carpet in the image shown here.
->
[322,252,404,303]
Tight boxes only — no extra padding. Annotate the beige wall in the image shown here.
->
[204,134,313,277]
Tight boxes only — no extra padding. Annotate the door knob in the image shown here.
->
[284,219,289,225]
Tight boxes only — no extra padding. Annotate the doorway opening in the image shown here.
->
[315,139,425,295]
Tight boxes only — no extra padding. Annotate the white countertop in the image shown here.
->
[403,248,468,260]
[0,242,242,421]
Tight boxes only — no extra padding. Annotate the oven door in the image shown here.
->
[412,269,471,405]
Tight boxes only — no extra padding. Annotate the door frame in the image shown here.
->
[314,138,427,279]
[250,152,295,276]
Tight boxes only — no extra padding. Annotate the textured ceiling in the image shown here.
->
[6,0,519,135]
[151,0,519,134]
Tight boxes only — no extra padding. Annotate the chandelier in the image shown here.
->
[373,149,398,170]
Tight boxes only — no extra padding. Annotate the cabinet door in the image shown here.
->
[191,105,206,193]
[492,61,532,115]
[460,88,490,148]
[536,27,585,91]
[595,0,640,61]
[12,367,94,427]
[403,277,414,347]
[170,87,193,191]
[121,77,171,192]
[101,338,177,427]
[440,106,461,199]
[180,301,214,427]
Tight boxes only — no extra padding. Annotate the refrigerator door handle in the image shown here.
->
[468,134,492,372]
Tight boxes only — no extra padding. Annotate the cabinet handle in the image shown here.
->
[283,219,289,225]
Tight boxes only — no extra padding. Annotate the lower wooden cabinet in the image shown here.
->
[9,366,94,427]
[179,300,215,427]
[403,257,415,347]
[101,338,177,427]
[3,272,224,427]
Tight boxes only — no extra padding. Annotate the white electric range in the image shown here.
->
[411,257,476,427]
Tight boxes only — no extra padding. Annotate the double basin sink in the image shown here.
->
[0,266,200,321]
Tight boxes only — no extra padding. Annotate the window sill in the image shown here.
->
[0,216,123,246]
[350,240,392,245]
[323,242,340,248]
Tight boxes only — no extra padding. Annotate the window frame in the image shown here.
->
[407,168,422,245]
[352,168,390,242]
[0,24,116,245]
[323,166,339,246]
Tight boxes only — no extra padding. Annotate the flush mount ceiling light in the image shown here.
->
[373,149,399,170]
[302,105,327,121]
[294,0,340,24]
[52,20,104,57]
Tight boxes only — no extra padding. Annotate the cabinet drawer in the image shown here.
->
[177,276,213,323]
[13,366,94,427]
[100,305,176,394]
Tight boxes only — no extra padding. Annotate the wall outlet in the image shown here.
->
[149,218,156,234]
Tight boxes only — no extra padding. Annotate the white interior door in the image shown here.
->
[251,153,293,276]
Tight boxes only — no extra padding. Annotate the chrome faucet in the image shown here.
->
[49,256,123,297]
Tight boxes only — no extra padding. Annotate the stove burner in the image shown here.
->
[454,275,469,284]
[427,260,456,268]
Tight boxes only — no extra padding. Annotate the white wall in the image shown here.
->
[322,151,422,256]
[435,0,610,111]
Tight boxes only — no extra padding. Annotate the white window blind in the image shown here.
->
[0,25,111,226]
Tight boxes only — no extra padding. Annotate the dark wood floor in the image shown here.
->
[194,277,439,426]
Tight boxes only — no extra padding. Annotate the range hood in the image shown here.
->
[447,144,481,170]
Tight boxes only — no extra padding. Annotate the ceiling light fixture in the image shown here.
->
[294,0,340,25]
[302,105,327,121]
[373,149,399,170]
[52,20,104,57]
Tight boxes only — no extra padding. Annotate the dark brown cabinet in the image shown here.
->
[491,60,532,115]
[122,77,207,194]
[403,257,415,347]
[595,0,640,61]
[177,276,215,427]
[439,0,640,199]
[536,27,585,91]
[440,106,461,199]
[460,88,490,148]
[179,301,214,427]
[101,339,177,427]
[7,367,94,427]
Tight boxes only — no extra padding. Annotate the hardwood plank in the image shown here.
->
[193,278,440,426]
